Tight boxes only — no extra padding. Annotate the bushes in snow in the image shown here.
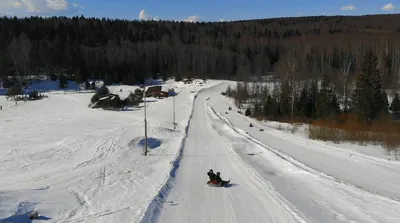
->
[307,114,400,155]
[7,83,22,97]
[90,85,144,110]
[126,88,144,106]
[2,78,14,88]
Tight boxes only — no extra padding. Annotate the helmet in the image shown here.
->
[209,169,213,173]
[216,172,220,175]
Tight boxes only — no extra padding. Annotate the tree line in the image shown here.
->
[228,50,400,124]
[1,14,400,91]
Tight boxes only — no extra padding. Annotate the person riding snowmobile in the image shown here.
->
[207,169,217,184]
[215,172,229,185]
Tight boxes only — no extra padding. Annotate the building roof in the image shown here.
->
[146,86,162,92]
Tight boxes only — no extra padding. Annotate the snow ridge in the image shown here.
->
[139,89,205,223]
[209,104,400,204]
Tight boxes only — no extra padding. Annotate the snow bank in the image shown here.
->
[139,88,205,223]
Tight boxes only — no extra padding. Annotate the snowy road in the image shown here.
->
[150,83,400,223]
[154,85,305,223]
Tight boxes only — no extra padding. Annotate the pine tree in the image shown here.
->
[264,94,278,118]
[59,74,67,88]
[352,50,386,122]
[75,68,83,84]
[104,73,113,85]
[279,80,291,117]
[296,83,309,117]
[390,93,400,114]
[85,80,90,90]
[307,80,319,118]
[113,71,119,84]
[316,74,339,119]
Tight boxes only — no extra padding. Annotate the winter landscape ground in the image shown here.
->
[1,79,400,223]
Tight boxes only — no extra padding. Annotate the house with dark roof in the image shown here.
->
[145,86,168,98]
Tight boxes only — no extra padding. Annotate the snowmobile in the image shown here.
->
[207,179,231,187]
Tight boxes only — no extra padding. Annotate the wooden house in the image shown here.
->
[145,86,168,98]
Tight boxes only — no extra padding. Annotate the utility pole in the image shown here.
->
[173,95,176,130]
[143,84,148,156]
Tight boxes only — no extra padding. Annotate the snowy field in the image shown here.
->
[2,79,400,223]
[0,79,221,222]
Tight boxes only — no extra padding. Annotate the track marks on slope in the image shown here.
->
[208,104,400,222]
[206,105,309,223]
[215,105,400,199]
[74,135,121,170]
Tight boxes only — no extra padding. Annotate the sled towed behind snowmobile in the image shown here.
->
[207,180,231,187]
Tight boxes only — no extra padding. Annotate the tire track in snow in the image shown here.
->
[208,104,400,223]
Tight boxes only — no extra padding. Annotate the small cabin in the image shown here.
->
[145,86,168,98]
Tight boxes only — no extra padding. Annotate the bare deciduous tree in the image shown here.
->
[340,50,353,111]
[279,46,302,121]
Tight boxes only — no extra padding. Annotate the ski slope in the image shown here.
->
[144,83,400,223]
[209,83,400,201]
[149,85,304,223]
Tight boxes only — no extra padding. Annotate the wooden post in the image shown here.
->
[173,95,176,130]
[144,86,148,156]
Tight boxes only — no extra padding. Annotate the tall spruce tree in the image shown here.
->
[390,93,400,114]
[352,50,386,122]
[264,94,278,118]
[296,83,309,117]
[279,80,291,117]
[316,74,340,118]
[307,80,319,118]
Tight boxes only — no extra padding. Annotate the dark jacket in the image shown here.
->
[215,175,222,182]
[207,172,216,181]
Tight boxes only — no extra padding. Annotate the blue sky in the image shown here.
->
[0,0,398,22]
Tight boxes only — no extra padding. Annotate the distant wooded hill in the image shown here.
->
[0,14,400,90]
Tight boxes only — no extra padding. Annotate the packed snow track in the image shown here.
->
[145,83,400,223]
[150,84,306,223]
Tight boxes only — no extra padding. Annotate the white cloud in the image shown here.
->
[0,0,79,16]
[340,5,355,11]
[138,9,160,21]
[219,18,225,22]
[139,9,148,20]
[46,0,68,10]
[184,15,200,23]
[382,3,395,11]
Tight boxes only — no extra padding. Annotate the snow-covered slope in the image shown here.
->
[0,79,220,222]
[145,82,400,223]
[144,84,304,223]
[2,79,400,223]
[208,83,400,202]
